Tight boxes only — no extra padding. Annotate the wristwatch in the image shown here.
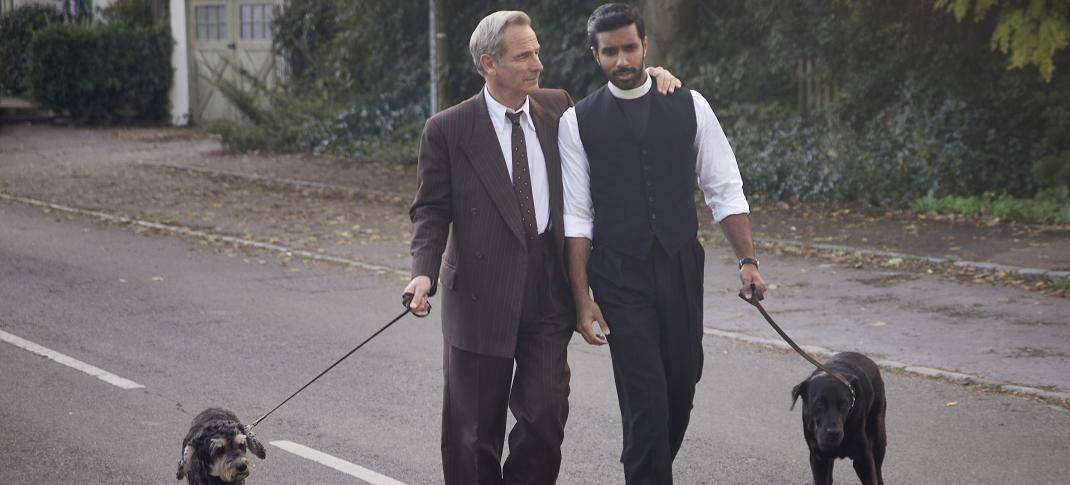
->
[738,257,760,270]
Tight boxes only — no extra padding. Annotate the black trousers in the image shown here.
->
[441,233,573,485]
[588,239,705,485]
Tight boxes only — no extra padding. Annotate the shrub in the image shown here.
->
[217,0,609,164]
[99,0,163,28]
[676,0,1070,206]
[28,22,173,124]
[0,4,63,95]
[1034,150,1070,189]
[912,187,1070,224]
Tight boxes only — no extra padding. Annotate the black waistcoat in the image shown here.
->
[575,85,698,258]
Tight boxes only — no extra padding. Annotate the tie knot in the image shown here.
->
[506,111,523,126]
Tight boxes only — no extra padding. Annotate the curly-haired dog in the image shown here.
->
[176,408,266,484]
[791,352,887,485]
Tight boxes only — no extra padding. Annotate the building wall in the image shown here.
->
[169,0,190,125]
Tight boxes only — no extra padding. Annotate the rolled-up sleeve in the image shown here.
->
[559,107,594,239]
[692,91,749,222]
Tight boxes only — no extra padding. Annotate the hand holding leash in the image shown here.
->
[739,285,855,410]
[404,275,433,316]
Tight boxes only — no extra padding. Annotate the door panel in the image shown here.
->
[187,0,277,124]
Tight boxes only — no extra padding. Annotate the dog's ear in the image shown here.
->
[176,445,192,480]
[791,379,808,410]
[245,429,267,459]
[848,374,860,392]
[248,436,267,459]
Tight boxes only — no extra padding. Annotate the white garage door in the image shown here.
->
[187,0,278,124]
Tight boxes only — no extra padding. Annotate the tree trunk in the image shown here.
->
[642,0,681,69]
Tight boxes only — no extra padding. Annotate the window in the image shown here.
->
[240,4,273,41]
[195,5,227,41]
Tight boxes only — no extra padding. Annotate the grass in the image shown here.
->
[911,187,1070,225]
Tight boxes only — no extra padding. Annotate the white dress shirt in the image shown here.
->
[559,77,750,239]
[484,85,550,234]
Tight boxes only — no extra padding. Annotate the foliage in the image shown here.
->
[935,0,1070,82]
[674,0,1070,206]
[213,0,428,162]
[439,0,609,107]
[28,23,173,124]
[0,4,63,95]
[99,0,162,28]
[911,186,1070,224]
[218,0,608,163]
[1033,149,1070,187]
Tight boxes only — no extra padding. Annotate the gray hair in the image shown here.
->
[469,11,531,76]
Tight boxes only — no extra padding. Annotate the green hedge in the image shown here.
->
[28,23,173,124]
[237,0,1067,208]
[0,4,64,95]
[675,0,1070,206]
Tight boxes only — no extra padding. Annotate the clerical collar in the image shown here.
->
[607,75,652,100]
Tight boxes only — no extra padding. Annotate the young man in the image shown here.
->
[559,4,768,484]
[404,10,680,484]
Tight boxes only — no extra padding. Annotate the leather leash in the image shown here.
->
[738,285,855,411]
[247,292,429,430]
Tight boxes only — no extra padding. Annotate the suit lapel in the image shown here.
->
[459,94,526,244]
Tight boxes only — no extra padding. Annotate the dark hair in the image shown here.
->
[586,3,645,49]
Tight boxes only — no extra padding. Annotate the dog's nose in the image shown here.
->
[823,429,844,442]
[235,462,247,472]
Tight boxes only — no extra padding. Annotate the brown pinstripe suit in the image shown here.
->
[410,88,574,357]
[409,88,576,484]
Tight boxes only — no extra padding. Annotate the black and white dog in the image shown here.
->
[792,352,887,485]
[176,408,266,484]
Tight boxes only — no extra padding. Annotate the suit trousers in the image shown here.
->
[441,233,573,485]
[588,239,705,485]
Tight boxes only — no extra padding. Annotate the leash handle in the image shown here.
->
[248,292,429,430]
[738,286,856,408]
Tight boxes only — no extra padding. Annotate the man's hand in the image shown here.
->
[404,275,432,315]
[646,66,682,94]
[739,266,768,302]
[575,298,610,345]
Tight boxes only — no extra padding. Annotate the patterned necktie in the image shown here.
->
[506,111,538,240]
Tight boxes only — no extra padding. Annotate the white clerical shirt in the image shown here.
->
[559,76,750,240]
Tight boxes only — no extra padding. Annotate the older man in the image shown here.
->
[404,10,679,485]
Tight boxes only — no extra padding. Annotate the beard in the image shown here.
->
[609,66,644,90]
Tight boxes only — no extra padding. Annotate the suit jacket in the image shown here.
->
[409,88,574,358]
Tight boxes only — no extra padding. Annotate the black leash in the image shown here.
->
[247,292,430,430]
[738,284,855,411]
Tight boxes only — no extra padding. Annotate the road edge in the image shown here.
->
[4,191,1066,407]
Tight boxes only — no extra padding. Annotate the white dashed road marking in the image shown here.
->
[270,440,407,485]
[0,329,144,390]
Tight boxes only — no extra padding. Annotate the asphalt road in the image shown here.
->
[2,201,1068,484]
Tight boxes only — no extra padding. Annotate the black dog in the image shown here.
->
[791,352,887,485]
[177,408,266,484]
